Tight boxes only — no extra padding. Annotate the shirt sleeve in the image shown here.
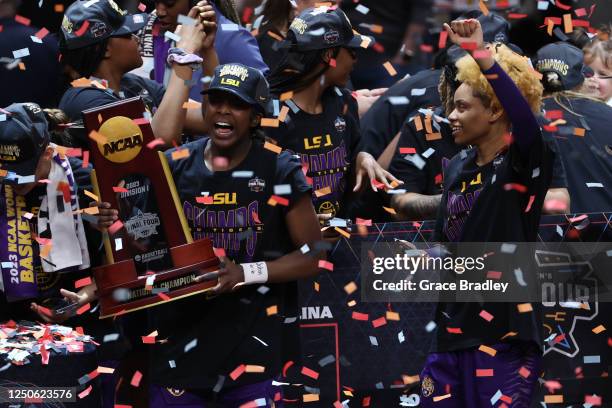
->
[275,151,312,209]
[482,62,541,161]
[60,88,118,122]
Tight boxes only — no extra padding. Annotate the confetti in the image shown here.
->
[372,316,387,328]
[544,395,563,403]
[433,394,451,402]
[301,366,319,380]
[107,220,124,235]
[314,186,332,197]
[479,309,494,322]
[130,370,143,387]
[476,369,494,377]
[586,182,603,188]
[171,148,190,161]
[592,325,606,334]
[318,260,334,271]
[75,277,92,289]
[260,118,280,127]
[583,355,600,364]
[425,321,436,332]
[12,48,30,59]
[75,20,90,37]
[386,311,400,321]
[14,15,31,25]
[303,394,319,402]
[383,61,397,76]
[479,345,497,356]
[230,364,246,380]
[164,31,181,42]
[517,303,533,313]
[273,184,292,195]
[266,305,278,316]
[263,141,282,154]
[352,311,369,321]
[410,88,426,96]
[344,281,358,295]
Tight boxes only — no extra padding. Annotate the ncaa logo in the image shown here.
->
[334,116,346,132]
[97,116,144,163]
[324,30,340,45]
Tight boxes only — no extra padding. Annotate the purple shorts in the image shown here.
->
[150,380,283,408]
[419,342,542,408]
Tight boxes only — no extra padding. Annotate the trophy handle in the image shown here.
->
[158,151,194,244]
[90,168,115,265]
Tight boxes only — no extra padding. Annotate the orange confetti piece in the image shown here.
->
[383,61,397,76]
[314,282,320,292]
[279,91,293,101]
[369,24,383,34]
[479,0,489,15]
[414,115,423,131]
[84,189,99,202]
[88,130,107,145]
[544,395,563,403]
[182,101,201,109]
[266,305,278,316]
[386,311,400,321]
[517,303,533,313]
[54,4,64,12]
[425,132,442,141]
[433,394,451,402]
[260,118,280,127]
[263,141,282,154]
[592,325,606,334]
[171,148,190,161]
[563,13,573,33]
[547,19,555,36]
[334,227,351,239]
[314,186,332,197]
[344,281,358,295]
[278,105,289,122]
[573,127,585,136]
[245,365,265,373]
[360,36,372,48]
[269,195,289,206]
[501,331,518,340]
[303,394,319,402]
[382,206,397,215]
[478,345,497,356]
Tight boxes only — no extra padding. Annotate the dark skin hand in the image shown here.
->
[196,194,324,295]
[88,201,119,231]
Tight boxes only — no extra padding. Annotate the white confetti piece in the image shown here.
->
[514,268,527,286]
[501,243,517,254]
[329,218,347,227]
[583,355,600,364]
[425,321,436,332]
[164,31,181,42]
[532,167,540,178]
[273,184,292,195]
[0,114,6,122]
[252,336,269,346]
[285,99,300,113]
[318,354,335,366]
[103,333,119,342]
[115,238,123,251]
[169,360,176,368]
[1,262,14,268]
[300,244,310,254]
[410,88,426,96]
[405,154,426,170]
[221,23,239,31]
[387,189,407,195]
[387,96,410,105]
[398,331,405,343]
[145,274,156,288]
[369,336,378,346]
[17,175,35,184]
[556,225,564,237]
[537,0,549,10]
[586,182,603,188]
[12,48,30,59]
[422,148,435,158]
[30,36,42,44]
[184,338,197,353]
[490,389,503,405]
[201,75,213,84]
[232,170,254,178]
[257,285,270,295]
[355,4,369,14]
[177,14,197,26]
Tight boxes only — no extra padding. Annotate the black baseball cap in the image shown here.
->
[202,64,270,112]
[535,42,593,90]
[61,0,147,50]
[284,6,370,51]
[0,103,50,180]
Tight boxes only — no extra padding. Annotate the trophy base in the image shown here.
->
[93,239,220,318]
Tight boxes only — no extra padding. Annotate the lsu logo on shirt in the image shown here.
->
[213,192,237,205]
[304,134,333,150]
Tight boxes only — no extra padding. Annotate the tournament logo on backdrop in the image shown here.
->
[97,116,144,163]
[538,250,599,358]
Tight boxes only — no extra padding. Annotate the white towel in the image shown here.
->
[37,150,90,272]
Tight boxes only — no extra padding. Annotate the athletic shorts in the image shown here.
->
[419,342,542,407]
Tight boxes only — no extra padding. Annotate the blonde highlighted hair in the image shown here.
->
[452,44,543,116]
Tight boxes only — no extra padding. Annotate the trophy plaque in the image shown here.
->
[82,97,219,318]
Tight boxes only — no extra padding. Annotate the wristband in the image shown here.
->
[241,262,268,285]
[167,47,203,70]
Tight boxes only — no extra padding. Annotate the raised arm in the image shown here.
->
[443,19,540,158]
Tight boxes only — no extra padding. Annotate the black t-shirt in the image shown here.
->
[360,69,442,159]
[58,73,165,149]
[0,18,61,108]
[265,87,361,218]
[341,0,432,60]
[256,28,287,75]
[540,97,612,213]
[150,138,311,390]
[432,134,554,352]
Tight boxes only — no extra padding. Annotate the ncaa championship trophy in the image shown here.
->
[82,97,219,318]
